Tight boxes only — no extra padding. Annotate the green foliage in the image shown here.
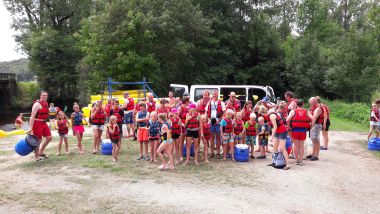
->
[11,82,39,110]
[0,58,33,81]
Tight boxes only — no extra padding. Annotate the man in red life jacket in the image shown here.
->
[226,92,241,112]
[146,93,156,113]
[316,96,330,150]
[28,90,52,161]
[197,90,210,115]
[123,91,136,139]
[307,97,324,161]
[168,91,176,109]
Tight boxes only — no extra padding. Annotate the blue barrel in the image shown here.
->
[182,143,195,157]
[286,136,292,154]
[234,145,249,162]
[101,140,113,155]
[368,138,380,151]
[15,139,34,156]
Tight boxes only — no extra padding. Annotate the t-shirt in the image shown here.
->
[205,100,226,120]
[370,110,379,126]
[257,123,269,139]
[244,121,259,129]
[220,118,230,127]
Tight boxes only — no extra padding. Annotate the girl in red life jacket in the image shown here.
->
[56,111,70,156]
[233,112,245,145]
[220,109,235,161]
[200,114,211,163]
[107,115,120,162]
[170,108,182,163]
[91,101,106,154]
[71,104,85,154]
[244,113,257,159]
[184,103,200,166]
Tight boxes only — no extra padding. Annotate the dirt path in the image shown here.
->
[0,131,379,213]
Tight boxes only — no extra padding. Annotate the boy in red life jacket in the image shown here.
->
[257,116,269,159]
[56,111,70,156]
[220,109,235,161]
[244,113,257,159]
[368,103,379,141]
[287,99,313,165]
[170,108,182,163]
[184,103,201,166]
[136,102,150,160]
[107,115,120,162]
[123,91,135,139]
[200,114,211,163]
[110,100,124,149]
[233,112,245,145]
[146,93,156,113]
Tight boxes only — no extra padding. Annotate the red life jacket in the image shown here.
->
[371,108,379,122]
[246,121,257,136]
[311,105,324,124]
[229,99,240,111]
[125,98,135,111]
[179,105,188,124]
[280,108,288,123]
[286,98,298,113]
[92,109,106,125]
[321,104,330,120]
[105,104,111,117]
[147,100,156,113]
[171,117,181,134]
[57,119,69,135]
[223,117,233,133]
[242,109,251,122]
[15,116,23,125]
[207,100,223,118]
[35,100,49,120]
[109,124,120,141]
[157,107,168,115]
[202,123,211,139]
[198,99,209,115]
[234,120,244,134]
[257,113,269,123]
[187,112,200,129]
[111,108,123,124]
[269,112,287,133]
[291,108,311,129]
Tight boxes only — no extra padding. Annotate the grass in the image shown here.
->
[329,115,367,132]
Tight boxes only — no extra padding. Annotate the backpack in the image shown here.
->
[271,152,286,169]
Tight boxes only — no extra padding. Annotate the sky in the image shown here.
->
[0,2,25,62]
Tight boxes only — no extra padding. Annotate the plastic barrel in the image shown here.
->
[15,139,34,156]
[101,139,113,155]
[234,145,249,162]
[368,138,380,151]
[286,136,292,154]
[182,143,195,157]
[25,134,40,148]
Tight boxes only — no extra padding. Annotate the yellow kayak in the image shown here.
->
[0,129,27,138]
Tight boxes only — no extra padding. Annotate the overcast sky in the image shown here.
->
[0,2,25,62]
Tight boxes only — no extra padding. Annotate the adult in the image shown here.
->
[226,92,241,112]
[253,97,274,114]
[123,92,135,138]
[104,99,113,122]
[184,103,201,165]
[286,99,313,165]
[168,91,176,109]
[178,97,190,161]
[91,101,106,154]
[28,90,52,161]
[174,97,181,109]
[307,97,324,161]
[205,90,226,159]
[284,91,297,112]
[156,98,170,117]
[48,103,58,130]
[146,93,156,113]
[269,108,290,170]
[316,96,330,150]
[14,113,24,129]
[197,90,210,115]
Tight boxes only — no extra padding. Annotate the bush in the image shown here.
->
[11,82,40,110]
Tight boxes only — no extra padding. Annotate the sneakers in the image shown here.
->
[310,156,319,161]
[158,165,167,170]
[136,156,143,160]
[306,155,313,159]
[320,146,328,150]
[250,155,255,159]
[257,155,266,159]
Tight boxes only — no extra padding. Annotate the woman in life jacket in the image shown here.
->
[184,103,201,166]
[156,113,174,170]
[269,108,290,170]
[178,97,190,162]
[91,101,106,154]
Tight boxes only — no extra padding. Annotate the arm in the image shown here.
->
[286,110,295,128]
[307,111,314,129]
[322,107,328,129]
[28,102,41,133]
[270,114,277,140]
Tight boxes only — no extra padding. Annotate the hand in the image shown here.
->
[27,129,33,135]
[186,115,192,120]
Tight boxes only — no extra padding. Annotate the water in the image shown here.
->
[0,111,23,131]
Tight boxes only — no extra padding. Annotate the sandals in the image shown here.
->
[216,154,221,159]
[283,166,290,170]
[136,156,143,160]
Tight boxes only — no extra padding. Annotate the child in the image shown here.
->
[110,100,124,151]
[136,102,150,160]
[170,108,182,163]
[107,115,120,162]
[184,103,200,166]
[368,103,379,141]
[257,116,269,159]
[233,112,245,144]
[200,114,211,163]
[244,113,257,159]
[56,111,69,155]
[148,112,160,163]
[220,109,235,161]
[156,113,174,170]
[71,104,85,154]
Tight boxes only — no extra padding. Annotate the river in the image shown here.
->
[0,111,25,131]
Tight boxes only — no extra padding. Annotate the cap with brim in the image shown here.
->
[187,103,197,109]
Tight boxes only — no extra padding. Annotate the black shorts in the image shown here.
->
[172,133,180,139]
[323,119,330,131]
[186,130,199,138]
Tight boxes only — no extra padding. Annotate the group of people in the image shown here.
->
[28,89,331,171]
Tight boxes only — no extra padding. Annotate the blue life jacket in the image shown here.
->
[73,112,83,126]
[138,111,147,127]
[149,121,160,137]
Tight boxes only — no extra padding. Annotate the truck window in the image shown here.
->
[194,88,217,102]
[248,88,267,105]
[220,87,247,106]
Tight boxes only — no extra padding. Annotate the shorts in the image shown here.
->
[111,140,118,144]
[49,115,56,120]
[310,124,322,140]
[223,133,234,144]
[292,131,307,141]
[186,130,199,138]
[92,125,104,131]
[59,134,68,138]
[33,121,52,140]
[234,134,243,141]
[73,125,85,134]
[137,127,148,142]
[323,119,330,131]
[259,137,268,147]
[124,112,134,124]
[210,124,221,134]
[172,133,180,139]
[162,139,173,145]
[274,131,288,140]
[149,136,160,141]
[245,136,256,145]
[370,125,379,133]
